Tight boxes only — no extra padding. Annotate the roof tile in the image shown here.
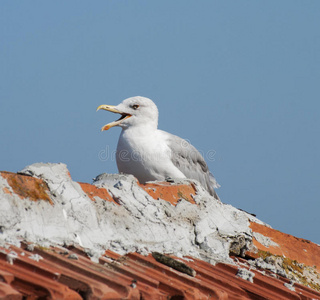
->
[1,243,320,299]
[1,171,52,204]
[250,222,320,269]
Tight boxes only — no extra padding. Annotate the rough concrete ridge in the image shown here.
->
[0,162,260,263]
[1,162,320,297]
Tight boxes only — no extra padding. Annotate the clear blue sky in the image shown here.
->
[1,1,319,244]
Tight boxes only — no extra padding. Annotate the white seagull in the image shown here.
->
[97,96,219,198]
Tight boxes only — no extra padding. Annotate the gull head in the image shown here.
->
[97,96,159,131]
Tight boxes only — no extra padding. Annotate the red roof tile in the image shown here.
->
[79,182,117,204]
[250,222,320,270]
[1,243,320,299]
[139,182,197,206]
[1,171,52,204]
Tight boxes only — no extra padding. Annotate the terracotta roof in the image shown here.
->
[1,242,320,299]
[250,222,320,270]
[1,167,320,299]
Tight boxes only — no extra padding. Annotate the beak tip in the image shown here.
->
[101,125,109,131]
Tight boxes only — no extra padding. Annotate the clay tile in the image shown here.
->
[139,181,196,205]
[78,182,116,204]
[250,222,320,270]
[1,171,52,204]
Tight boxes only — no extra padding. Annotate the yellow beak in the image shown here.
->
[96,105,120,113]
[97,104,131,131]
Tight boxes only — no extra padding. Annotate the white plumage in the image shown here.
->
[97,96,219,198]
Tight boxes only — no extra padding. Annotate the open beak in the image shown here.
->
[97,104,132,131]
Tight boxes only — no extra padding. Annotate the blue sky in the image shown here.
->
[1,1,319,244]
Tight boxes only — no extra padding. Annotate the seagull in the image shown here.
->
[97,96,220,199]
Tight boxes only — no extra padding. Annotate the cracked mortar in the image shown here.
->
[0,163,267,265]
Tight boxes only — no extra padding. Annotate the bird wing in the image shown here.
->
[160,130,220,198]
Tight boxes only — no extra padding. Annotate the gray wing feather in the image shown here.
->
[162,131,220,198]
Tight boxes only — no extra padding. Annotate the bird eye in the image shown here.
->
[132,104,139,110]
